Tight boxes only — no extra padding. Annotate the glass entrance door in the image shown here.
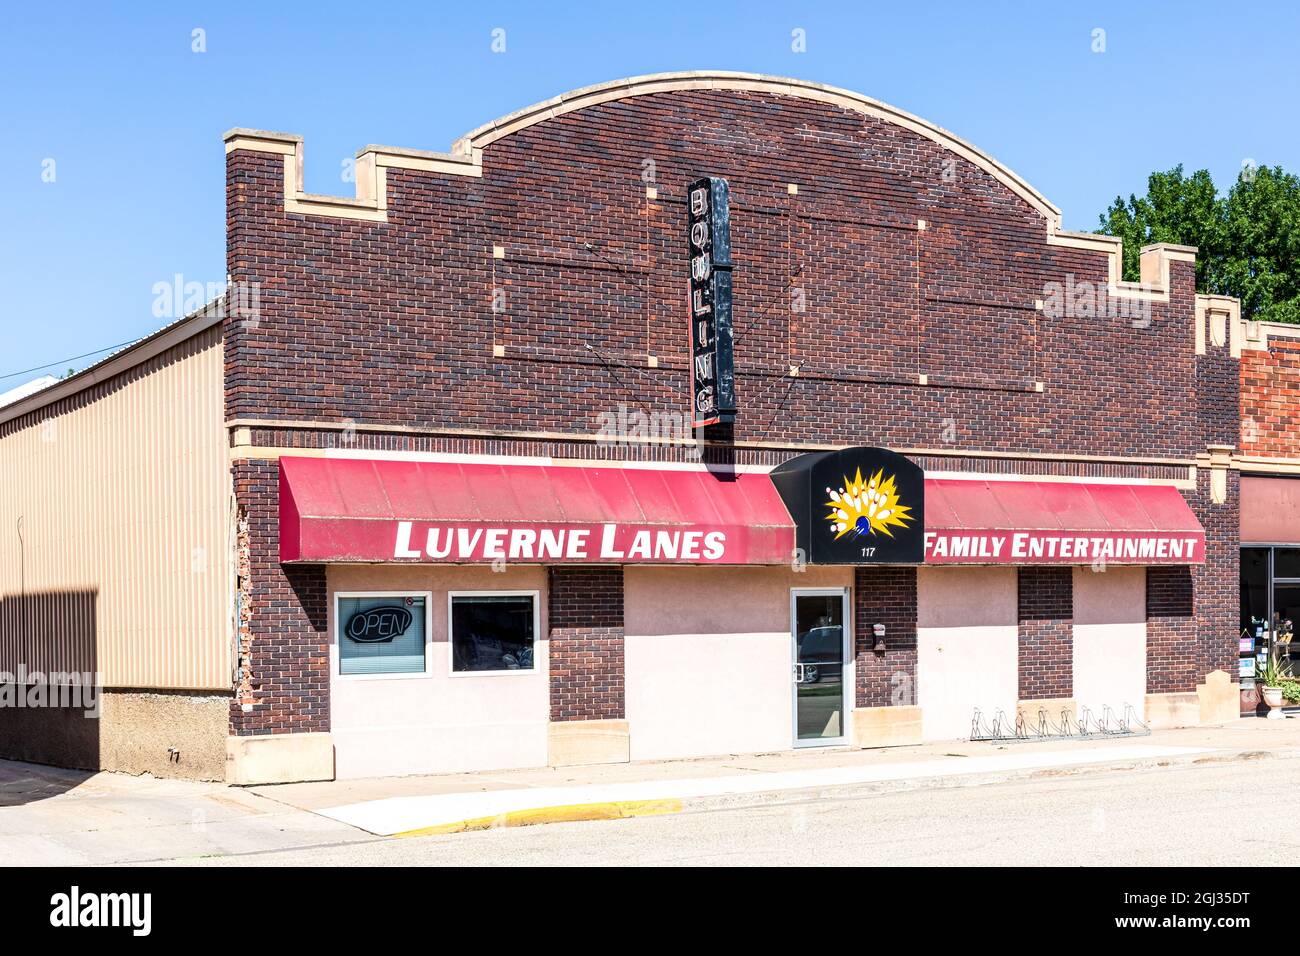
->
[791,589,849,746]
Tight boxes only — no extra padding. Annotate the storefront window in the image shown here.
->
[337,594,428,676]
[1274,583,1300,665]
[450,593,537,673]
[1239,547,1300,682]
[1241,548,1269,644]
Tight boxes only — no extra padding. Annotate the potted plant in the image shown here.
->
[1282,677,1300,708]
[1257,654,1291,719]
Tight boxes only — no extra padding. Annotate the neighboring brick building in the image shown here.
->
[1238,320,1300,713]
[0,72,1245,782]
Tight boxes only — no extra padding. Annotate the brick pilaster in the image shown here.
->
[547,567,625,721]
[1196,327,1241,688]
[1191,470,1240,682]
[1017,566,1073,700]
[854,566,917,708]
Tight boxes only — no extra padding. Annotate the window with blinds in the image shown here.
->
[338,595,427,676]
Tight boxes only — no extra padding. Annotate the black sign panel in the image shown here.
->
[686,177,736,427]
[771,447,925,564]
[345,605,414,643]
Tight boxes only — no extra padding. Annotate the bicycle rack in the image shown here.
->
[969,702,1150,742]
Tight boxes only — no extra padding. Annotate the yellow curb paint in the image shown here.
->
[392,798,683,838]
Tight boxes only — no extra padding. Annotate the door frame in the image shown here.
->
[790,586,852,748]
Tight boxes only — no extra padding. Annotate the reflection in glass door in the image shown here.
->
[791,589,849,746]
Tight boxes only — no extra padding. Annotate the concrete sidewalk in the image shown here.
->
[0,760,369,865]
[250,717,1300,837]
[2,718,1296,864]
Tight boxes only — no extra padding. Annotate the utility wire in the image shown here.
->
[581,239,809,436]
[737,262,803,340]
[757,360,808,436]
[580,241,664,421]
[0,338,141,384]
[583,342,659,422]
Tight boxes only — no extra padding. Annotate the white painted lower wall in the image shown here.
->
[916,566,1018,741]
[624,565,853,761]
[1073,566,1146,724]
[322,560,1155,774]
[328,565,550,779]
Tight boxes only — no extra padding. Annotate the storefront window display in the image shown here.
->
[450,592,538,673]
[1240,548,1300,684]
[337,594,429,676]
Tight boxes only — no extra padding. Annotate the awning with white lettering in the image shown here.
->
[278,456,797,565]
[279,457,1204,567]
[923,479,1205,565]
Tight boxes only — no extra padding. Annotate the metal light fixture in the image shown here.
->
[873,622,887,653]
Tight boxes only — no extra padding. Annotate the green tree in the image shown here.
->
[1221,166,1300,324]
[1097,164,1300,323]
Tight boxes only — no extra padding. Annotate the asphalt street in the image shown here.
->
[166,753,1290,867]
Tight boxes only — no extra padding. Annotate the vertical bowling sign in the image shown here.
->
[686,177,737,427]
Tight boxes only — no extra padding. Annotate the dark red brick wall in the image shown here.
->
[1147,565,1197,694]
[546,567,625,721]
[1200,349,1240,450]
[854,567,917,708]
[1017,567,1073,700]
[229,460,329,736]
[225,89,1208,459]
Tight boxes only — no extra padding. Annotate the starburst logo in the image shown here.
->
[826,468,913,539]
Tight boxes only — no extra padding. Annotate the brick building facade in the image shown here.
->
[217,73,1242,779]
[1238,320,1300,714]
[0,73,1248,782]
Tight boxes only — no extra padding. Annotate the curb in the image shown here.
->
[665,746,1300,816]
[379,745,1300,837]
[394,798,683,837]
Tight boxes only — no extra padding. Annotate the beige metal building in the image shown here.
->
[0,304,232,779]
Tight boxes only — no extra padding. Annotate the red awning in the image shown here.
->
[279,457,1204,567]
[923,479,1205,565]
[279,457,797,565]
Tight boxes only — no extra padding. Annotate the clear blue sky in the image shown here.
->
[2,1,1297,383]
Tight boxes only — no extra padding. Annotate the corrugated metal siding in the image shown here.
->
[0,325,229,690]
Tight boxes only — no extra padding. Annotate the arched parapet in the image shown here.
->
[224,71,1211,306]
